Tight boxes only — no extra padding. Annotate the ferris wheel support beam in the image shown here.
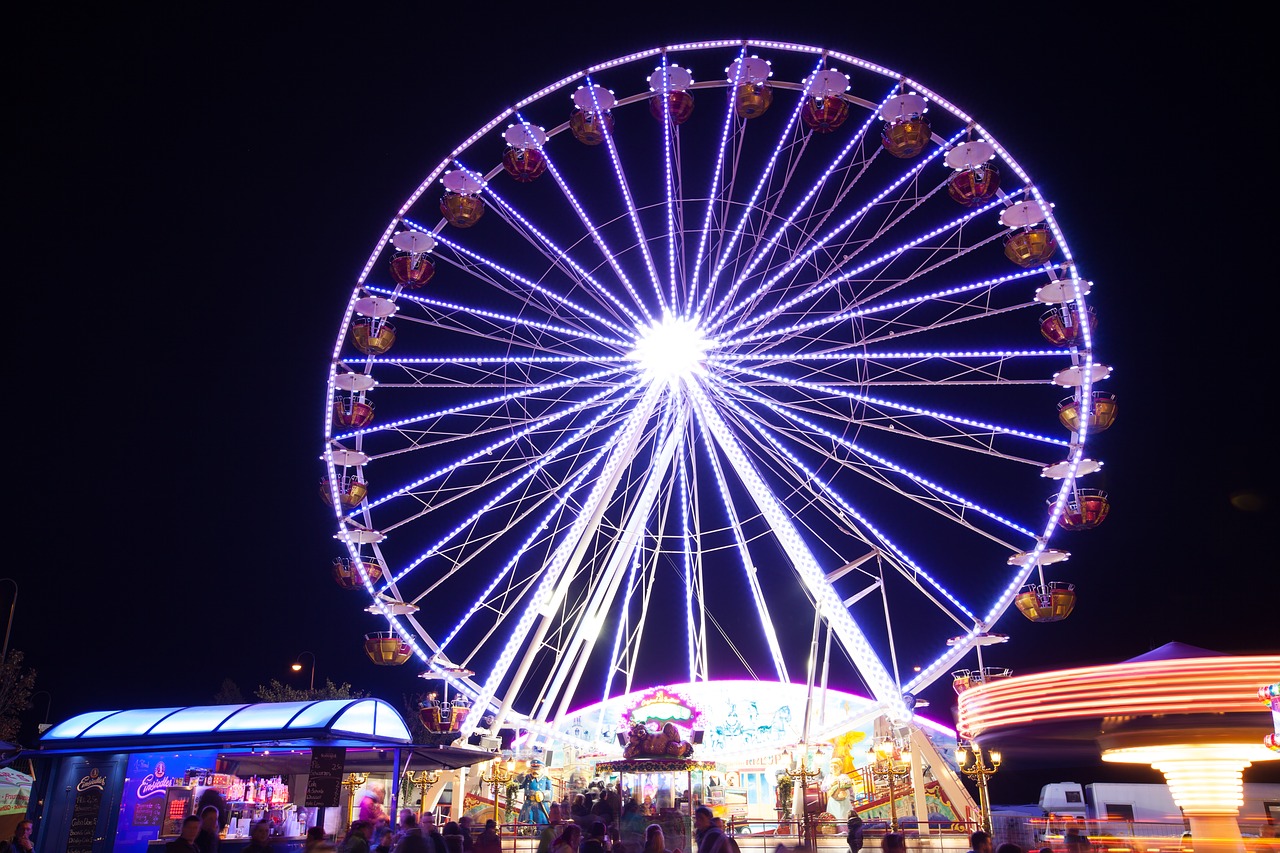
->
[684,376,910,722]
[471,381,667,737]
[544,403,691,731]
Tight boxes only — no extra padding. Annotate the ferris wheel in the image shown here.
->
[322,40,1114,743]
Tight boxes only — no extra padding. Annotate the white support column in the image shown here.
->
[910,726,931,834]
[910,726,978,820]
[467,382,666,736]
[684,378,909,720]
[544,405,690,728]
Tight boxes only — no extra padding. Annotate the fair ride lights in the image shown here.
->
[957,647,1280,853]
[319,40,1114,760]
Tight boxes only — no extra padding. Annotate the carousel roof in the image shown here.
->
[39,699,413,747]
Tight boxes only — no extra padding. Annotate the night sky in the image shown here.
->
[12,6,1274,803]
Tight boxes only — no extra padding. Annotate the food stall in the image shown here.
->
[22,699,498,852]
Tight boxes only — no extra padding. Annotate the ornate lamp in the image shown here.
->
[955,742,1001,834]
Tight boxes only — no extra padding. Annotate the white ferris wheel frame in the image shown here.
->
[322,38,1104,747]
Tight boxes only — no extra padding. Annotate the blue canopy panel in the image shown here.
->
[39,699,412,748]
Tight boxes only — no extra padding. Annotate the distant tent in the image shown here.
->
[1125,642,1229,663]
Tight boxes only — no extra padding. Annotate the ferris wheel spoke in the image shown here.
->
[727,364,1069,459]
[523,113,657,325]
[420,227,639,339]
[434,426,625,657]
[685,49,747,315]
[655,55,681,312]
[464,381,668,736]
[684,376,908,718]
[714,152,1002,341]
[719,375,1041,544]
[448,162,651,330]
[725,264,1049,351]
[678,441,699,682]
[690,54,825,321]
[349,377,639,524]
[582,76,669,315]
[703,376,983,626]
[706,91,889,327]
[333,364,630,443]
[696,418,790,683]
[365,285,633,351]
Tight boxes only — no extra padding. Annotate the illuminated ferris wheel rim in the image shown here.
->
[323,38,1106,735]
[340,38,1078,290]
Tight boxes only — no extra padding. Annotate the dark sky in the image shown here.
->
[12,6,1274,803]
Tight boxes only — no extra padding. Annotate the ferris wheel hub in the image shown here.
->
[629,316,710,382]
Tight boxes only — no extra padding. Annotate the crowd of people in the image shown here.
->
[317,781,1082,853]
[841,823,1074,853]
[325,808,499,853]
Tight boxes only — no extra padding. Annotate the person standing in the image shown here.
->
[550,823,582,853]
[1064,823,1090,853]
[582,821,611,853]
[361,782,390,825]
[166,816,202,852]
[475,819,502,853]
[968,831,994,853]
[693,806,725,853]
[537,802,565,853]
[458,816,477,853]
[847,812,864,853]
[881,834,907,853]
[644,823,680,853]
[8,821,34,853]
[341,820,374,853]
[196,806,221,853]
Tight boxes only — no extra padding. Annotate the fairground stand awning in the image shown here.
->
[32,699,498,770]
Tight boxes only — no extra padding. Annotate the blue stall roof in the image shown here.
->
[39,699,413,748]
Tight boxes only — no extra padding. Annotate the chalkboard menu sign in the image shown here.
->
[132,797,165,828]
[66,773,105,853]
[304,747,346,808]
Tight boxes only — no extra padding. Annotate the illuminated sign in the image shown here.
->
[622,687,704,732]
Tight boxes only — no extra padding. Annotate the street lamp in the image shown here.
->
[785,754,822,846]
[955,741,1001,835]
[479,758,516,825]
[1,578,16,661]
[868,737,913,832]
[291,651,316,691]
[31,690,53,734]
[403,770,442,817]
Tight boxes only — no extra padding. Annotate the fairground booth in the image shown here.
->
[23,699,496,852]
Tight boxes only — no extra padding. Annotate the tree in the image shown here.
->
[402,691,433,744]
[214,678,245,704]
[253,678,366,702]
[0,650,37,743]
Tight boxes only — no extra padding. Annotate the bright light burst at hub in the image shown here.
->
[323,39,1110,745]
[629,316,709,383]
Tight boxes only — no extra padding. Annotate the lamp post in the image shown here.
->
[480,758,516,825]
[785,755,822,846]
[291,651,316,691]
[403,770,441,817]
[868,738,912,832]
[31,690,52,734]
[955,742,1001,835]
[1,577,16,661]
